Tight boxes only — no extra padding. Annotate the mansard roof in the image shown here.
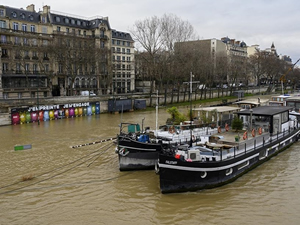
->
[50,13,111,30]
[4,6,40,23]
[112,29,133,41]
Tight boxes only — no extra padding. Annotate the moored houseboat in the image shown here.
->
[157,106,300,194]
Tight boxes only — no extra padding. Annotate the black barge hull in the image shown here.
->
[158,129,300,193]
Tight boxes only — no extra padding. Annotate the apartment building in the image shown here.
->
[174,37,248,85]
[0,4,134,99]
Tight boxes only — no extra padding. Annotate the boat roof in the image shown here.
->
[271,95,291,99]
[286,96,300,101]
[193,106,240,113]
[233,98,269,105]
[236,106,293,116]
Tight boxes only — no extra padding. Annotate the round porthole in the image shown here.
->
[200,171,207,178]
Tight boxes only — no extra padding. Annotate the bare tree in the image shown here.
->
[131,14,196,104]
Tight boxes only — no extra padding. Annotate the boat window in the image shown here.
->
[281,112,288,123]
[190,153,197,160]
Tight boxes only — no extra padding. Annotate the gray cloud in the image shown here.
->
[2,0,299,62]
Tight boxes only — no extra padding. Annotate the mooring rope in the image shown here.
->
[0,142,114,195]
[71,137,117,148]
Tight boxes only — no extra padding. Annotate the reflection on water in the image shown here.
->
[0,107,300,225]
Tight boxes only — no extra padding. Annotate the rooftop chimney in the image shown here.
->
[26,4,35,12]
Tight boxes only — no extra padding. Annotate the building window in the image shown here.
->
[24,50,29,58]
[13,22,18,31]
[58,64,63,73]
[16,63,21,73]
[30,25,35,32]
[12,12,17,18]
[42,40,48,46]
[65,18,69,23]
[0,20,6,28]
[112,39,115,45]
[23,38,27,45]
[127,41,130,47]
[29,15,34,21]
[25,63,30,72]
[22,24,27,32]
[57,26,61,32]
[66,28,69,33]
[117,48,120,53]
[42,26,47,34]
[117,40,120,45]
[3,63,8,71]
[77,20,81,26]
[0,9,4,17]
[33,64,38,72]
[126,49,130,54]
[44,64,49,72]
[0,35,6,43]
[56,16,60,22]
[32,39,37,46]
[32,51,37,59]
[100,41,105,48]
[71,19,75,25]
[83,30,86,36]
[15,36,19,44]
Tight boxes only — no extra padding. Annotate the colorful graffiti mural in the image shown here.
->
[11,102,100,125]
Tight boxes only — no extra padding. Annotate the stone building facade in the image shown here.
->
[0,4,135,99]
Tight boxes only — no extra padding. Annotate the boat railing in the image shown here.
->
[220,125,299,161]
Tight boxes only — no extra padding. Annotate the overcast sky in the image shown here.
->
[2,0,300,63]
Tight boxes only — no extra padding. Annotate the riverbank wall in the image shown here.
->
[0,87,268,126]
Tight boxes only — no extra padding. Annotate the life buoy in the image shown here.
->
[243,131,247,140]
[225,123,229,132]
[258,127,262,135]
[252,128,255,137]
[218,126,221,133]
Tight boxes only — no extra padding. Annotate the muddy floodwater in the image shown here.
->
[1,106,300,225]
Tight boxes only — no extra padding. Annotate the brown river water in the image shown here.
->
[0,105,300,225]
